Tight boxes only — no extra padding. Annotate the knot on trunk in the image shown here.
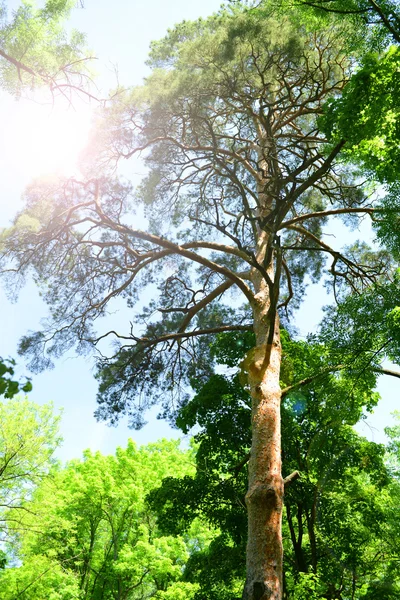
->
[245,482,281,509]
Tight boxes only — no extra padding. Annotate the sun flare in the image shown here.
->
[7,97,93,180]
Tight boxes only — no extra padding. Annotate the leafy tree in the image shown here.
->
[0,398,61,546]
[2,2,400,598]
[0,439,206,600]
[294,0,400,399]
[0,0,92,100]
[0,555,81,600]
[296,0,400,43]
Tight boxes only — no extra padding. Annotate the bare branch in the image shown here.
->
[280,207,375,229]
[96,207,255,304]
[91,324,253,347]
[0,48,37,77]
[178,279,236,333]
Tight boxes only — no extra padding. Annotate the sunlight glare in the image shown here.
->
[7,97,93,180]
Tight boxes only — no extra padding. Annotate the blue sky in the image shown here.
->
[1,0,225,461]
[1,0,399,462]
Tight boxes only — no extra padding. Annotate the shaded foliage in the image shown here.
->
[0,356,32,398]
[149,331,398,599]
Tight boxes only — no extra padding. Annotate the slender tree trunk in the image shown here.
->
[242,269,284,600]
[305,492,318,572]
[286,503,308,574]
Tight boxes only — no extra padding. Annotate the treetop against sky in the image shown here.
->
[0,0,398,454]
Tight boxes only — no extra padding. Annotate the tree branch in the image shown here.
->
[283,471,301,488]
[298,1,370,15]
[281,364,400,396]
[280,207,374,229]
[230,454,300,489]
[119,228,255,303]
[91,188,255,303]
[367,0,400,43]
[178,279,236,333]
[123,135,259,180]
[92,324,253,347]
[0,48,37,77]
[279,140,346,223]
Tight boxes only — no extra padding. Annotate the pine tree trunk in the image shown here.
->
[242,291,283,599]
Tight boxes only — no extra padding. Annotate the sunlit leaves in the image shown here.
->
[320,274,400,368]
[374,185,400,258]
[0,397,61,551]
[0,439,203,599]
[0,0,91,98]
[320,47,400,183]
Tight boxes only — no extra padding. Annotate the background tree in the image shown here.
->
[0,439,208,600]
[0,398,61,551]
[1,2,399,598]
[299,0,400,394]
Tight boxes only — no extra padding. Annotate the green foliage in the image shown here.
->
[374,185,400,258]
[320,273,400,368]
[154,582,199,600]
[0,0,90,96]
[296,0,400,45]
[209,330,255,368]
[0,356,32,398]
[303,1,400,280]
[149,331,395,599]
[0,396,61,572]
[0,397,60,502]
[287,572,324,600]
[320,47,400,183]
[0,439,205,600]
[0,555,81,600]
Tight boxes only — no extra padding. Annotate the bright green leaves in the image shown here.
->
[287,572,324,600]
[0,554,81,600]
[387,305,400,345]
[0,398,61,491]
[374,185,400,258]
[154,581,200,600]
[0,397,61,560]
[320,47,400,183]
[0,438,202,600]
[320,274,400,368]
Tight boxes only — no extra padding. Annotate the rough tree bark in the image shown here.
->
[242,217,284,599]
[244,320,283,600]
